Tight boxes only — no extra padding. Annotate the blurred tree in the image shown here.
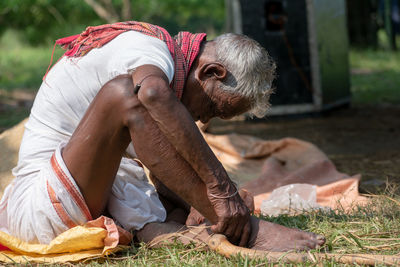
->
[0,0,225,45]
[83,0,130,22]
[0,0,101,44]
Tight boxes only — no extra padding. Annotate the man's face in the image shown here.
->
[182,41,252,123]
[198,86,252,124]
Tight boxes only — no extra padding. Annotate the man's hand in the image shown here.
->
[207,182,251,247]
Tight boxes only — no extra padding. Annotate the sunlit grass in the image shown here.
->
[37,186,400,266]
[61,188,400,266]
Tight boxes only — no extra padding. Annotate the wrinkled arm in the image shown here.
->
[133,65,232,193]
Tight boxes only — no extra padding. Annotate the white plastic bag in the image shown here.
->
[260,183,328,216]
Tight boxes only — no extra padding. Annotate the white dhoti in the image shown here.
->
[0,31,174,244]
[0,143,166,244]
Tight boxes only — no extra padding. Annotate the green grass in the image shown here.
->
[65,189,400,266]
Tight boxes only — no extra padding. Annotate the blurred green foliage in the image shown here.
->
[130,0,225,36]
[1,0,399,108]
[0,0,100,45]
[0,0,225,91]
[0,0,225,45]
[0,31,64,90]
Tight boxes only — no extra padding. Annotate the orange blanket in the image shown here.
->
[203,133,367,213]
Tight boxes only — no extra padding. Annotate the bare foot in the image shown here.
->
[248,216,325,251]
[138,216,325,252]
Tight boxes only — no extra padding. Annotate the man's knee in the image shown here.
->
[99,75,145,125]
[100,75,135,106]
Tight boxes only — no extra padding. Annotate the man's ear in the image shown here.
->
[198,62,227,82]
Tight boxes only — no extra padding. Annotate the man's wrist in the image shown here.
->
[209,184,238,199]
[206,178,237,198]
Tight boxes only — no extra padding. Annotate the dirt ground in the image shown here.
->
[208,105,400,194]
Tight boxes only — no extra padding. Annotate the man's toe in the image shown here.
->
[315,234,326,245]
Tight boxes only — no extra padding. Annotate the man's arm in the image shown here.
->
[131,65,250,246]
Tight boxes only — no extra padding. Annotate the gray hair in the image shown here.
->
[213,33,276,118]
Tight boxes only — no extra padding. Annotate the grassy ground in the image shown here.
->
[68,190,400,266]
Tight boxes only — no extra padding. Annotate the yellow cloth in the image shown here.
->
[0,120,133,263]
[0,225,126,263]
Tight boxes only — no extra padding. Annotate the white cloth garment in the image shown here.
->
[0,31,174,243]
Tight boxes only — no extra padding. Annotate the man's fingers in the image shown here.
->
[231,203,250,246]
[238,220,251,247]
[226,200,245,244]
[208,190,252,245]
[211,220,228,234]
[231,215,247,245]
[224,215,239,244]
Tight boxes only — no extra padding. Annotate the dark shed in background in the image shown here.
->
[227,0,351,115]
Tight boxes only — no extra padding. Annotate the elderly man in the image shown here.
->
[0,21,324,250]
